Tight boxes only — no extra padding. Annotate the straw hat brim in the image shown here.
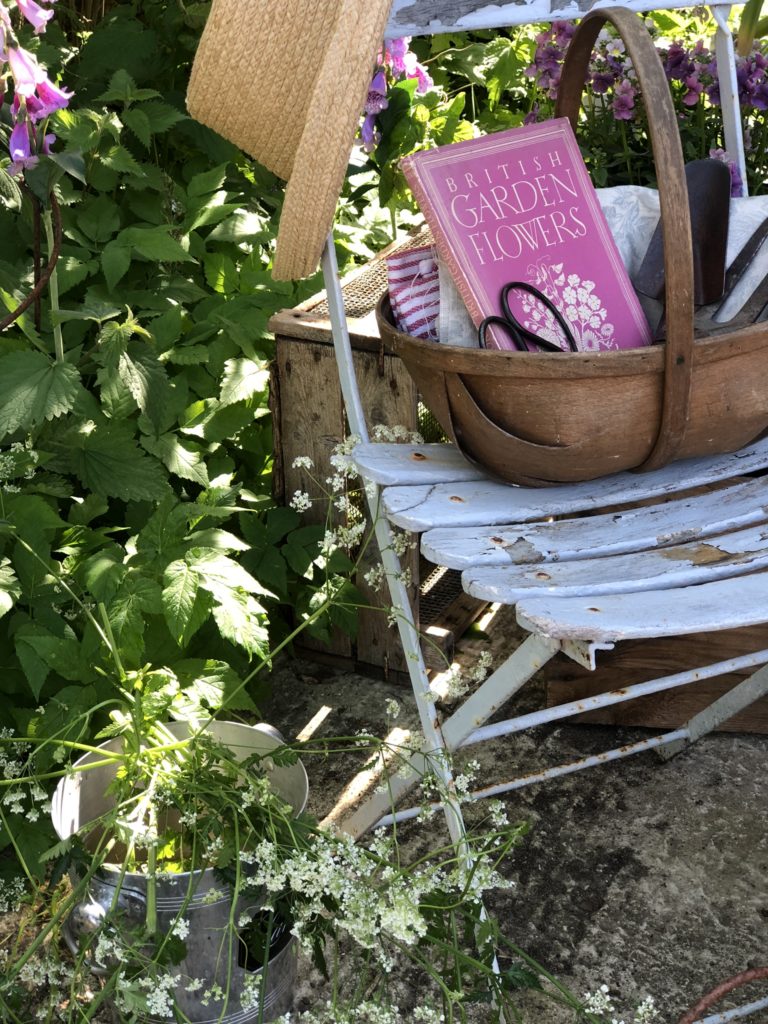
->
[187,0,393,280]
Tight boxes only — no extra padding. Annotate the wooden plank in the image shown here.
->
[545,625,768,733]
[277,338,353,660]
[353,351,419,675]
[516,570,768,642]
[422,477,768,569]
[354,441,483,485]
[378,437,768,531]
[385,0,738,35]
[463,523,768,602]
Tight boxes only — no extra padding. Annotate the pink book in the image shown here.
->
[400,118,651,352]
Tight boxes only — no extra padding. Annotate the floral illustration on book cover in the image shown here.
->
[524,258,615,351]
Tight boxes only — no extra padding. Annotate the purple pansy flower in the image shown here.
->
[15,0,54,33]
[612,78,636,120]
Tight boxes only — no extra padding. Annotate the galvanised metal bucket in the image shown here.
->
[51,721,308,1023]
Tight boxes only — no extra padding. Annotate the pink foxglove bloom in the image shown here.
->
[8,46,44,97]
[16,0,54,33]
[34,75,73,117]
[8,121,38,175]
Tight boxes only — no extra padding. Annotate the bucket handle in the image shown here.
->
[555,7,695,473]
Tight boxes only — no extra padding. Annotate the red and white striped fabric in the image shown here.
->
[385,244,440,340]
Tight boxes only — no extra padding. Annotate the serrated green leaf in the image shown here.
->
[101,145,145,176]
[121,226,195,263]
[187,165,229,198]
[0,169,22,211]
[139,101,186,134]
[122,107,152,148]
[77,196,121,242]
[208,210,266,242]
[142,433,209,487]
[185,528,249,552]
[204,253,238,295]
[165,344,209,365]
[175,658,254,715]
[66,422,169,501]
[97,69,161,104]
[150,307,183,350]
[118,346,172,430]
[188,548,265,597]
[48,150,88,185]
[102,242,132,291]
[0,558,21,618]
[162,560,201,643]
[219,358,269,406]
[211,589,269,657]
[80,547,125,604]
[0,352,82,440]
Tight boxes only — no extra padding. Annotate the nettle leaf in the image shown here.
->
[219,358,269,406]
[0,352,82,440]
[0,169,22,211]
[118,346,172,430]
[122,107,152,149]
[165,344,209,366]
[150,307,183,350]
[97,69,161,105]
[142,433,210,487]
[187,548,266,598]
[175,658,255,715]
[208,210,266,243]
[15,625,83,698]
[187,164,229,198]
[66,421,169,501]
[0,558,21,618]
[80,546,126,604]
[101,145,145,176]
[211,589,269,658]
[139,101,187,134]
[102,242,132,292]
[120,226,195,263]
[162,559,201,643]
[204,253,238,295]
[77,195,121,243]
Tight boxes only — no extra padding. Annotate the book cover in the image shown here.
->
[400,118,652,352]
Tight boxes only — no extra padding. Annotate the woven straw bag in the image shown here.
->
[377,7,768,487]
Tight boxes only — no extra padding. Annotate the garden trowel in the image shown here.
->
[634,158,732,338]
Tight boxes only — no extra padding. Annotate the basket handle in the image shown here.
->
[555,7,694,473]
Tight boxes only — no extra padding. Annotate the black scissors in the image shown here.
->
[477,281,578,352]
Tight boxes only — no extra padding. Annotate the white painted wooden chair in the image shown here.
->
[321,2,768,1017]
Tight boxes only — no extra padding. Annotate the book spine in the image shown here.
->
[400,157,485,332]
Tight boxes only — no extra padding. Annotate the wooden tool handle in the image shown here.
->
[555,7,694,473]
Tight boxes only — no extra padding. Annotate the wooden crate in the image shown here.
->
[545,623,768,734]
[269,236,486,678]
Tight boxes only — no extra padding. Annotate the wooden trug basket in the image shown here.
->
[377,7,768,487]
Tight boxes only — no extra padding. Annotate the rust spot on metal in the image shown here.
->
[411,451,427,461]
[535,571,551,580]
[587,607,601,612]
[449,495,465,503]
[660,542,731,564]
[490,536,504,545]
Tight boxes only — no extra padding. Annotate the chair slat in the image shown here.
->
[462,523,768,601]
[516,570,768,641]
[377,437,768,531]
[422,476,768,568]
[353,443,483,486]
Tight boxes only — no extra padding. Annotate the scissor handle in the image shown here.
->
[501,282,579,353]
[477,314,527,351]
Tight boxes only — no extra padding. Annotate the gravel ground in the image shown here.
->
[264,606,768,1023]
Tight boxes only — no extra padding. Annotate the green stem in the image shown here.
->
[43,209,64,363]
[98,601,126,682]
